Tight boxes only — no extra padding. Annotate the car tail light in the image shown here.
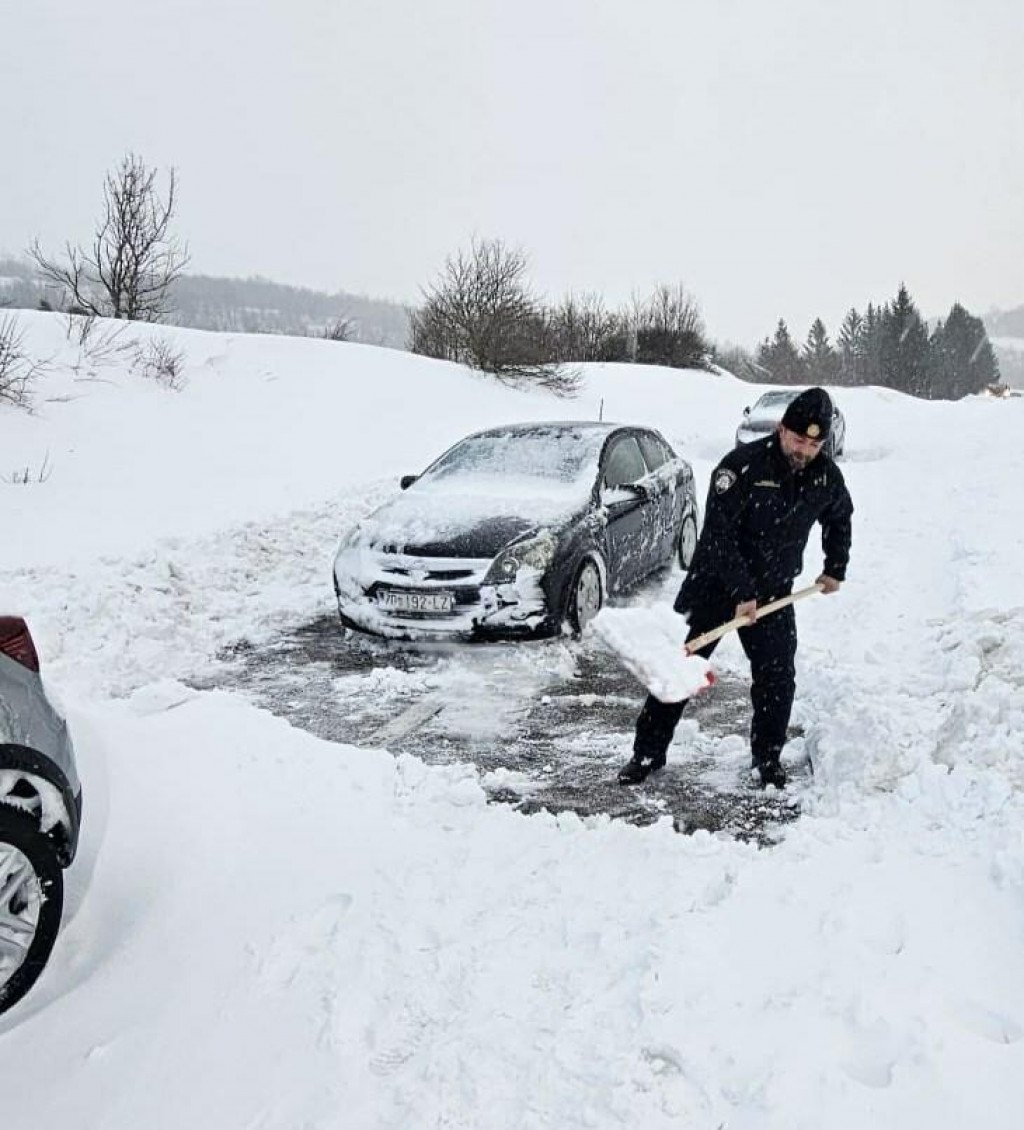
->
[0,617,40,673]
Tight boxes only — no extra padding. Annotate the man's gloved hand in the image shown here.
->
[816,573,842,594]
[735,599,758,623]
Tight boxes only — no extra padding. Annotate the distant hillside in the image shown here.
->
[985,306,1024,338]
[985,306,1024,387]
[991,341,1024,388]
[0,257,412,350]
[168,274,412,348]
[0,257,39,307]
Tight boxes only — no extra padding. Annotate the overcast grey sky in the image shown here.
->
[2,0,1021,345]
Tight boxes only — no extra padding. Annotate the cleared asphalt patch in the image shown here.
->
[197,611,808,845]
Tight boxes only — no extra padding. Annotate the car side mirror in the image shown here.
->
[400,474,418,490]
[743,406,751,416]
[603,481,649,501]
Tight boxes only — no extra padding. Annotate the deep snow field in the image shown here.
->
[2,310,1024,1129]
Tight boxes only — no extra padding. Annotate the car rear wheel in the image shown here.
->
[677,512,698,570]
[567,558,604,633]
[0,803,64,1017]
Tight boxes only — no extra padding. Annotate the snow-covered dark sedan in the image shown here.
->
[333,421,700,640]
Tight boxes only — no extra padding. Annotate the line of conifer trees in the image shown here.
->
[753,284,1000,399]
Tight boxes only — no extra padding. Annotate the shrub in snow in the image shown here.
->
[0,313,45,409]
[135,336,187,391]
[2,451,53,485]
[320,315,354,342]
[65,316,137,379]
[410,237,580,395]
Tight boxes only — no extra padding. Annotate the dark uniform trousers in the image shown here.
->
[633,597,798,768]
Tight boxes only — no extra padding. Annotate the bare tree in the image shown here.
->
[410,237,576,392]
[30,153,189,322]
[548,292,627,362]
[630,283,713,370]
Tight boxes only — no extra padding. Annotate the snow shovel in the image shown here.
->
[683,582,824,656]
[591,583,823,704]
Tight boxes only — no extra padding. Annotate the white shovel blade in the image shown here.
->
[591,607,714,703]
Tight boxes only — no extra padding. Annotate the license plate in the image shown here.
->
[376,588,454,614]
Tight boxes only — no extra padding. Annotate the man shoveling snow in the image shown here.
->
[615,387,854,789]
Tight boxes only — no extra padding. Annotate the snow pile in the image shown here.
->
[2,486,392,697]
[930,607,1024,785]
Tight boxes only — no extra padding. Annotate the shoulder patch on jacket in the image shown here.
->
[714,468,737,494]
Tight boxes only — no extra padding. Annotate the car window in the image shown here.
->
[638,432,671,472]
[756,391,800,410]
[748,390,799,424]
[602,436,647,487]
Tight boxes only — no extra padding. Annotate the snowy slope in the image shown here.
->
[2,312,1024,1129]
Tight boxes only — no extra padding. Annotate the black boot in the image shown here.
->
[753,759,787,790]
[617,753,666,785]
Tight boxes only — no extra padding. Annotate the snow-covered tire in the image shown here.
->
[566,558,604,634]
[0,804,64,1017]
[677,512,698,570]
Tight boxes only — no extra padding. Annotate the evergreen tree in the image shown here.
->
[928,315,954,396]
[879,284,930,395]
[756,319,806,384]
[862,303,884,385]
[928,302,1000,398]
[803,318,840,385]
[836,308,864,386]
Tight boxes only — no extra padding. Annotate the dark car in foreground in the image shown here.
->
[333,421,700,640]
[736,388,846,458]
[1,617,82,1016]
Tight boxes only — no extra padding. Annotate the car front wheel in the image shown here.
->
[0,804,64,1017]
[677,512,699,570]
[566,558,604,633]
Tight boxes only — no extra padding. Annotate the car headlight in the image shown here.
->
[484,531,557,584]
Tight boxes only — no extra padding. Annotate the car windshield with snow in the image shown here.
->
[333,421,700,640]
[735,388,846,458]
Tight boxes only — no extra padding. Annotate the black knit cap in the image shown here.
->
[781,387,833,441]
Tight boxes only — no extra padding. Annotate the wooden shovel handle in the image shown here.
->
[684,583,824,655]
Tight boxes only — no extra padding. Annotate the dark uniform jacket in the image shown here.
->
[676,434,853,613]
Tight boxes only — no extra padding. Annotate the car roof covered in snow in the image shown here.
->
[466,421,627,439]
